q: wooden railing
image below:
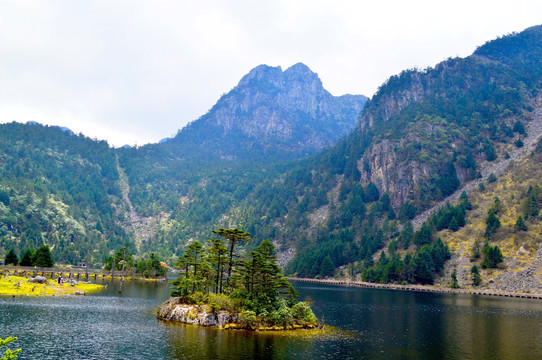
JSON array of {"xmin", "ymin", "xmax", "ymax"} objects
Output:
[{"xmin": 0, "ymin": 265, "xmax": 164, "ymax": 281}]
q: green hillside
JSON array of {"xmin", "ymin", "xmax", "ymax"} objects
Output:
[
  {"xmin": 0, "ymin": 122, "xmax": 129, "ymax": 265},
  {"xmin": 1, "ymin": 26, "xmax": 541, "ymax": 291}
]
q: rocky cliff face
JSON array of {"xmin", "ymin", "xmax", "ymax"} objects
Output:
[{"xmin": 170, "ymin": 63, "xmax": 367, "ymax": 160}]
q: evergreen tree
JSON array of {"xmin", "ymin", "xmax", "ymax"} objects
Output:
[
  {"xmin": 450, "ymin": 266, "xmax": 459, "ymax": 288},
  {"xmin": 33, "ymin": 245, "xmax": 54, "ymax": 267},
  {"xmin": 481, "ymin": 244, "xmax": 503, "ymax": 269},
  {"xmin": 0, "ymin": 336, "xmax": 21, "ymax": 360},
  {"xmin": 414, "ymin": 223, "xmax": 432, "ymax": 246},
  {"xmin": 320, "ymin": 255, "xmax": 335, "ymax": 278},
  {"xmin": 513, "ymin": 120, "xmax": 526, "ymax": 135},
  {"xmin": 471, "ymin": 265, "xmax": 481, "ymax": 286},
  {"xmin": 413, "ymin": 251, "xmax": 434, "ymax": 284},
  {"xmin": 207, "ymin": 238, "xmax": 228, "ymax": 294},
  {"xmin": 484, "ymin": 210, "xmax": 501, "ymax": 240},
  {"xmin": 514, "ymin": 216, "xmax": 528, "ymax": 231},
  {"xmin": 460, "ymin": 191, "xmax": 473, "ymax": 210},
  {"xmin": 212, "ymin": 228, "xmax": 252, "ymax": 291},
  {"xmin": 18, "ymin": 249, "xmax": 34, "ymax": 267},
  {"xmin": 449, "ymin": 216, "xmax": 460, "ymax": 232},
  {"xmin": 364, "ymin": 182, "xmax": 380, "ymax": 202},
  {"xmin": 4, "ymin": 249, "xmax": 18, "ymax": 266}
]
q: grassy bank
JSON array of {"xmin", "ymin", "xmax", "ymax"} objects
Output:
[{"xmin": 0, "ymin": 275, "xmax": 104, "ymax": 296}]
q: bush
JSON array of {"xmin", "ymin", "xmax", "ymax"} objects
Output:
[
  {"xmin": 187, "ymin": 291, "xmax": 208, "ymax": 305},
  {"xmin": 487, "ymin": 173, "xmax": 497, "ymax": 183},
  {"xmin": 267, "ymin": 305, "xmax": 293, "ymax": 328},
  {"xmin": 207, "ymin": 293, "xmax": 241, "ymax": 313},
  {"xmin": 291, "ymin": 302, "xmax": 317, "ymax": 324},
  {"xmin": 238, "ymin": 310, "xmax": 259, "ymax": 328}
]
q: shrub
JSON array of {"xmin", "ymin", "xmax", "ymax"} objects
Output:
[
  {"xmin": 187, "ymin": 291, "xmax": 208, "ymax": 305},
  {"xmin": 207, "ymin": 293, "xmax": 240, "ymax": 312},
  {"xmin": 291, "ymin": 302, "xmax": 317, "ymax": 324},
  {"xmin": 238, "ymin": 310, "xmax": 259, "ymax": 328},
  {"xmin": 514, "ymin": 216, "xmax": 528, "ymax": 231}
]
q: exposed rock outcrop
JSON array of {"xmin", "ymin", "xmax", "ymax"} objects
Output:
[
  {"xmin": 170, "ymin": 62, "xmax": 368, "ymax": 160},
  {"xmin": 157, "ymin": 297, "xmax": 239, "ymax": 328},
  {"xmin": 28, "ymin": 276, "xmax": 47, "ymax": 284}
]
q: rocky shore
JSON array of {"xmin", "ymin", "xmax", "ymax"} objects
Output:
[{"xmin": 157, "ymin": 297, "xmax": 319, "ymax": 331}]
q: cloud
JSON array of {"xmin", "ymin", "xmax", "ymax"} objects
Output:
[{"xmin": 0, "ymin": 0, "xmax": 540, "ymax": 146}]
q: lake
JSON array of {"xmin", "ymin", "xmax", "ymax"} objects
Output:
[{"xmin": 1, "ymin": 279, "xmax": 542, "ymax": 359}]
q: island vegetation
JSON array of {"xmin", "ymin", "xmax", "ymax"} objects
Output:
[{"xmin": 158, "ymin": 228, "xmax": 318, "ymax": 330}]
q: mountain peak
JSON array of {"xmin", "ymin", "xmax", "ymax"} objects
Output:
[
  {"xmin": 172, "ymin": 62, "xmax": 367, "ymax": 161},
  {"xmin": 238, "ymin": 64, "xmax": 283, "ymax": 87}
]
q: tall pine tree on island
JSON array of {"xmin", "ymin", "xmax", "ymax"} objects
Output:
[{"xmin": 167, "ymin": 228, "xmax": 318, "ymax": 329}]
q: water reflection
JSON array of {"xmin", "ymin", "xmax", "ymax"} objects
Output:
[{"xmin": 2, "ymin": 278, "xmax": 542, "ymax": 359}]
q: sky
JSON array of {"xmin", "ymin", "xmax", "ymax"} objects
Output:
[{"xmin": 0, "ymin": 1, "xmax": 541, "ymax": 147}]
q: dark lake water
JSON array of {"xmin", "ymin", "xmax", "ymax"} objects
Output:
[{"xmin": 2, "ymin": 279, "xmax": 542, "ymax": 359}]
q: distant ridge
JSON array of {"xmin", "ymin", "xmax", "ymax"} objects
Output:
[{"xmin": 163, "ymin": 62, "xmax": 367, "ymax": 162}]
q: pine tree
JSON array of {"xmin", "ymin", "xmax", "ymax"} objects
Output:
[
  {"xmin": 449, "ymin": 216, "xmax": 460, "ymax": 232},
  {"xmin": 212, "ymin": 228, "xmax": 252, "ymax": 291},
  {"xmin": 4, "ymin": 249, "xmax": 18, "ymax": 266},
  {"xmin": 207, "ymin": 238, "xmax": 228, "ymax": 294},
  {"xmin": 450, "ymin": 266, "xmax": 459, "ymax": 289},
  {"xmin": 484, "ymin": 210, "xmax": 501, "ymax": 240},
  {"xmin": 33, "ymin": 245, "xmax": 54, "ymax": 267},
  {"xmin": 471, "ymin": 265, "xmax": 481, "ymax": 286},
  {"xmin": 320, "ymin": 255, "xmax": 335, "ymax": 278},
  {"xmin": 482, "ymin": 244, "xmax": 503, "ymax": 269},
  {"xmin": 514, "ymin": 216, "xmax": 528, "ymax": 231},
  {"xmin": 18, "ymin": 249, "xmax": 34, "ymax": 266}
]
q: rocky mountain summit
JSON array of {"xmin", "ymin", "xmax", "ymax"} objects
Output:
[{"xmin": 168, "ymin": 62, "xmax": 367, "ymax": 161}]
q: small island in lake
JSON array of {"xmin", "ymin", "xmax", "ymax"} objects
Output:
[{"xmin": 157, "ymin": 228, "xmax": 318, "ymax": 330}]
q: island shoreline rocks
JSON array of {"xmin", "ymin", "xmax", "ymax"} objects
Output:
[{"xmin": 157, "ymin": 297, "xmax": 320, "ymax": 331}]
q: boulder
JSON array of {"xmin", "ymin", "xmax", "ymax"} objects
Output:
[{"xmin": 29, "ymin": 276, "xmax": 47, "ymax": 284}]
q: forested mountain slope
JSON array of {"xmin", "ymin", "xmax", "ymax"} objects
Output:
[
  {"xmin": 226, "ymin": 25, "xmax": 542, "ymax": 284},
  {"xmin": 435, "ymin": 136, "xmax": 542, "ymax": 292},
  {"xmin": 114, "ymin": 63, "xmax": 366, "ymax": 256},
  {"xmin": 0, "ymin": 122, "xmax": 129, "ymax": 264},
  {"xmin": 0, "ymin": 63, "xmax": 367, "ymax": 264},
  {"xmin": 1, "ymin": 25, "xmax": 541, "ymax": 288},
  {"xmin": 118, "ymin": 63, "xmax": 366, "ymax": 216}
]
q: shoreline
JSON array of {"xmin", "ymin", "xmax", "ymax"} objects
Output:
[
  {"xmin": 0, "ymin": 274, "xmax": 103, "ymax": 296},
  {"xmin": 157, "ymin": 297, "xmax": 320, "ymax": 331},
  {"xmin": 288, "ymin": 277, "xmax": 542, "ymax": 300}
]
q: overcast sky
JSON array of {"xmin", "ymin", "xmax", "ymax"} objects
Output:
[{"xmin": 0, "ymin": 0, "xmax": 541, "ymax": 147}]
